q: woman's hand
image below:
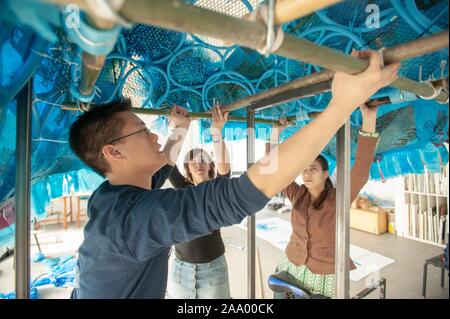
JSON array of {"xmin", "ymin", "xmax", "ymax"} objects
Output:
[
  {"xmin": 210, "ymin": 102, "xmax": 229, "ymax": 137},
  {"xmin": 360, "ymin": 103, "xmax": 378, "ymax": 133},
  {"xmin": 331, "ymin": 50, "xmax": 400, "ymax": 114},
  {"xmin": 270, "ymin": 118, "xmax": 289, "ymax": 143},
  {"xmin": 168, "ymin": 104, "xmax": 191, "ymax": 129}
]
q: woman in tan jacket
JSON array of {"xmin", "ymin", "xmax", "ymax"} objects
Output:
[{"xmin": 269, "ymin": 104, "xmax": 380, "ymax": 298}]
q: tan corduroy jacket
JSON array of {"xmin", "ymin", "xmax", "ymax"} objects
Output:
[{"xmin": 283, "ymin": 135, "xmax": 379, "ymax": 275}]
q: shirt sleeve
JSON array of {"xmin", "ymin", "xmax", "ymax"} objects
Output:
[
  {"xmin": 123, "ymin": 173, "xmax": 269, "ymax": 260},
  {"xmin": 282, "ymin": 182, "xmax": 302, "ymax": 202},
  {"xmin": 168, "ymin": 165, "xmax": 190, "ymax": 189},
  {"xmin": 349, "ymin": 135, "xmax": 378, "ymax": 202},
  {"xmin": 217, "ymin": 171, "xmax": 231, "ymax": 178},
  {"xmin": 151, "ymin": 165, "xmax": 174, "ymax": 189}
]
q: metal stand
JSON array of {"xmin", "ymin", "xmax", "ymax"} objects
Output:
[
  {"xmin": 353, "ymin": 278, "xmax": 387, "ymax": 299},
  {"xmin": 14, "ymin": 79, "xmax": 33, "ymax": 299},
  {"xmin": 246, "ymin": 107, "xmax": 256, "ymax": 298},
  {"xmin": 335, "ymin": 121, "xmax": 351, "ymax": 299}
]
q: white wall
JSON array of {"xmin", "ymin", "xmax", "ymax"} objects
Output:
[{"xmin": 359, "ymin": 177, "xmax": 403, "ymax": 208}]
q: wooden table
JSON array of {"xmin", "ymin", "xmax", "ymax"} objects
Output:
[{"xmin": 74, "ymin": 192, "xmax": 92, "ymax": 228}]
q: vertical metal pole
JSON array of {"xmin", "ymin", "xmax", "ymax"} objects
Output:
[
  {"xmin": 246, "ymin": 107, "xmax": 256, "ymax": 298},
  {"xmin": 335, "ymin": 120, "xmax": 351, "ymax": 299},
  {"xmin": 15, "ymin": 79, "xmax": 33, "ymax": 299},
  {"xmin": 446, "ymin": 148, "xmax": 449, "ymax": 242}
]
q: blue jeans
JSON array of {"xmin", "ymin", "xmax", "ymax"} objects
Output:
[{"xmin": 167, "ymin": 255, "xmax": 231, "ymax": 299}]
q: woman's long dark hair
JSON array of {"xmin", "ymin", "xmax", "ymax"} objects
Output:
[
  {"xmin": 311, "ymin": 155, "xmax": 334, "ymax": 209},
  {"xmin": 183, "ymin": 148, "xmax": 216, "ymax": 184}
]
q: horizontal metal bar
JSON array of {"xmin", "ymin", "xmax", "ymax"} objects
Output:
[
  {"xmin": 222, "ymin": 71, "xmax": 335, "ymax": 113},
  {"xmin": 222, "ymin": 31, "xmax": 449, "ymax": 113},
  {"xmin": 117, "ymin": 0, "xmax": 448, "ymax": 103},
  {"xmin": 60, "ymin": 103, "xmax": 281, "ymax": 125},
  {"xmin": 249, "ymin": 80, "xmax": 332, "ymax": 111},
  {"xmin": 383, "ymin": 30, "xmax": 449, "ymax": 63},
  {"xmin": 42, "ymin": 0, "xmax": 449, "ymax": 105}
]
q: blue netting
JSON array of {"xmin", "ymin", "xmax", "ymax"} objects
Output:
[
  {"xmin": 168, "ymin": 45, "xmax": 224, "ymax": 90},
  {"xmin": 0, "ymin": 0, "xmax": 449, "ymax": 248},
  {"xmin": 122, "ymin": 24, "xmax": 185, "ymax": 64},
  {"xmin": 166, "ymin": 88, "xmax": 203, "ymax": 111},
  {"xmin": 1, "ymin": 254, "xmax": 77, "ymax": 299}
]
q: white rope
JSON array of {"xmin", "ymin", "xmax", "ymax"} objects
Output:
[
  {"xmin": 377, "ymin": 47, "xmax": 386, "ymax": 68},
  {"xmin": 419, "ymin": 81, "xmax": 446, "ymax": 101},
  {"xmin": 248, "ymin": 2, "xmax": 285, "ymax": 56},
  {"xmin": 436, "ymin": 88, "xmax": 449, "ymax": 104}
]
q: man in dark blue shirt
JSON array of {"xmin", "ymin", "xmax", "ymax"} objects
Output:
[{"xmin": 68, "ymin": 50, "xmax": 399, "ymax": 298}]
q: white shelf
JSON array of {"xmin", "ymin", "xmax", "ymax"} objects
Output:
[
  {"xmin": 402, "ymin": 235, "xmax": 446, "ymax": 248},
  {"xmin": 395, "ymin": 161, "xmax": 449, "ymax": 247},
  {"xmin": 404, "ymin": 191, "xmax": 448, "ymax": 197}
]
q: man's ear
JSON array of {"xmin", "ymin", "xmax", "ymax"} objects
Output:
[{"xmin": 102, "ymin": 144, "xmax": 123, "ymax": 161}]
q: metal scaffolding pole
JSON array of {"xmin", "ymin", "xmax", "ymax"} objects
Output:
[
  {"xmin": 112, "ymin": 0, "xmax": 448, "ymax": 103},
  {"xmin": 222, "ymin": 71, "xmax": 334, "ymax": 113},
  {"xmin": 60, "ymin": 103, "xmax": 283, "ymax": 125},
  {"xmin": 42, "ymin": 1, "xmax": 448, "ymax": 103},
  {"xmin": 15, "ymin": 79, "xmax": 33, "ymax": 299},
  {"xmin": 239, "ymin": 81, "xmax": 332, "ymax": 112},
  {"xmin": 232, "ymin": 76, "xmax": 448, "ymax": 114},
  {"xmin": 37, "ymin": 0, "xmax": 448, "ymax": 300},
  {"xmin": 383, "ymin": 30, "xmax": 449, "ymax": 63},
  {"xmin": 246, "ymin": 107, "xmax": 256, "ymax": 299},
  {"xmin": 221, "ymin": 30, "xmax": 449, "ymax": 113},
  {"xmin": 78, "ymin": 52, "xmax": 106, "ymax": 98},
  {"xmin": 334, "ymin": 121, "xmax": 351, "ymax": 299},
  {"xmin": 76, "ymin": 14, "xmax": 116, "ymax": 103}
]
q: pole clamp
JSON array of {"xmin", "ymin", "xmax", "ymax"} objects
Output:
[
  {"xmin": 70, "ymin": 82, "xmax": 96, "ymax": 104},
  {"xmin": 419, "ymin": 81, "xmax": 448, "ymax": 104},
  {"xmin": 63, "ymin": 4, "xmax": 123, "ymax": 56},
  {"xmin": 248, "ymin": 0, "xmax": 284, "ymax": 56}
]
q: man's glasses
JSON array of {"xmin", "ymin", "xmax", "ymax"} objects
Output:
[{"xmin": 107, "ymin": 127, "xmax": 151, "ymax": 145}]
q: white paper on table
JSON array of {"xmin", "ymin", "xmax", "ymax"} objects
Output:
[
  {"xmin": 239, "ymin": 216, "xmax": 291, "ymax": 251},
  {"xmin": 349, "ymin": 244, "xmax": 371, "ymax": 260},
  {"xmin": 350, "ymin": 252, "xmax": 395, "ymax": 282}
]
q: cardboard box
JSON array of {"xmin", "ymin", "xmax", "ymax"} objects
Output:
[{"xmin": 350, "ymin": 208, "xmax": 388, "ymax": 235}]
